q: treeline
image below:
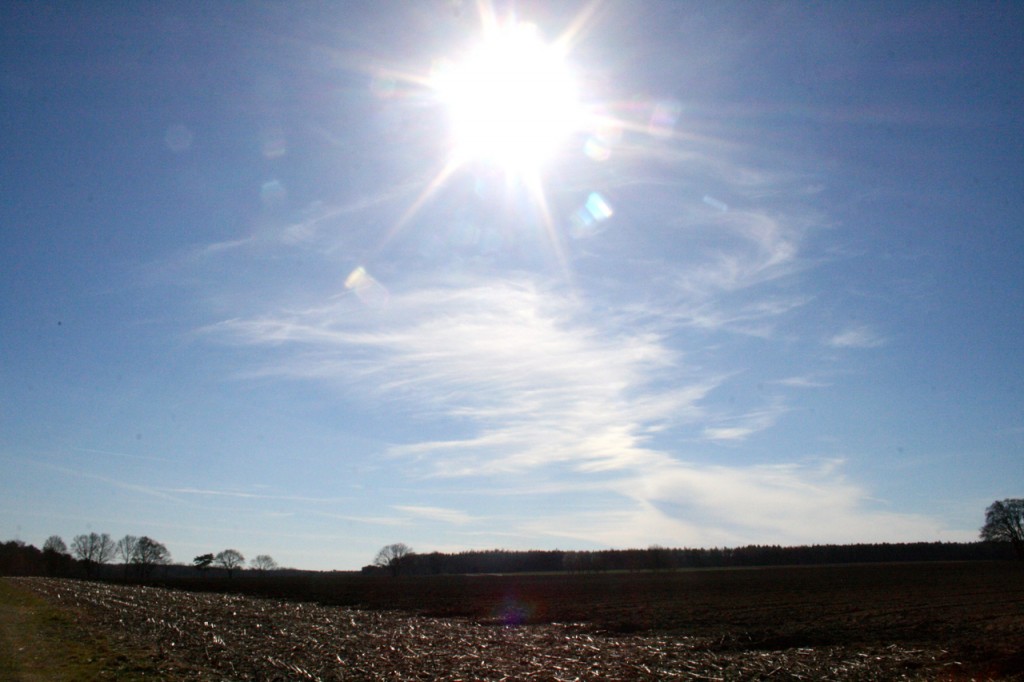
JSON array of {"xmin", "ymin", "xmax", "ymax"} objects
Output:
[
  {"xmin": 0, "ymin": 534, "xmax": 279, "ymax": 579},
  {"xmin": 0, "ymin": 533, "xmax": 171, "ymax": 578},
  {"xmin": 0, "ymin": 539, "xmax": 76, "ymax": 577},
  {"xmin": 363, "ymin": 541, "xmax": 1016, "ymax": 575},
  {"xmin": 4, "ymin": 538, "xmax": 1015, "ymax": 579}
]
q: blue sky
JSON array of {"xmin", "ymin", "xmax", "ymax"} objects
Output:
[{"xmin": 2, "ymin": 1, "xmax": 1022, "ymax": 570}]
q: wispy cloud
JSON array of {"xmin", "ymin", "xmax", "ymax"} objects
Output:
[
  {"xmin": 674, "ymin": 211, "xmax": 802, "ymax": 296},
  {"xmin": 210, "ymin": 280, "xmax": 706, "ymax": 476},
  {"xmin": 193, "ymin": 115, "xmax": 931, "ymax": 548},
  {"xmin": 197, "ymin": 236, "xmax": 257, "ymax": 258},
  {"xmin": 193, "ymin": 183, "xmax": 418, "ymax": 259},
  {"xmin": 312, "ymin": 511, "xmax": 408, "ymax": 527},
  {"xmin": 71, "ymin": 446, "xmax": 173, "ymax": 463},
  {"xmin": 828, "ymin": 326, "xmax": 887, "ymax": 349},
  {"xmin": 774, "ymin": 375, "xmax": 832, "ymax": 389},
  {"xmin": 648, "ymin": 205, "xmax": 819, "ymax": 339},
  {"xmin": 205, "ymin": 276, "xmax": 949, "ymax": 546},
  {"xmin": 165, "ymin": 487, "xmax": 351, "ymax": 504},
  {"xmin": 393, "ymin": 505, "xmax": 475, "ymax": 525},
  {"xmin": 519, "ymin": 458, "xmax": 953, "ymax": 548},
  {"xmin": 35, "ymin": 462, "xmax": 185, "ymax": 503},
  {"xmin": 701, "ymin": 400, "xmax": 790, "ymax": 442}
]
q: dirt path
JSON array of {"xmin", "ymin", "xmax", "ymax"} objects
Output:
[{"xmin": 0, "ymin": 578, "xmax": 168, "ymax": 681}]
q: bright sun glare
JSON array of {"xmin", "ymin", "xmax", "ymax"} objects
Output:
[
  {"xmin": 432, "ymin": 21, "xmax": 582, "ymax": 173},
  {"xmin": 372, "ymin": 6, "xmax": 603, "ymax": 272}
]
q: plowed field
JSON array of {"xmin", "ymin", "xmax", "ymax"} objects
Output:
[{"xmin": 10, "ymin": 561, "xmax": 1024, "ymax": 680}]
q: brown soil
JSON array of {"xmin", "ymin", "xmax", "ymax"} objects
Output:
[{"xmin": 12, "ymin": 561, "xmax": 1024, "ymax": 680}]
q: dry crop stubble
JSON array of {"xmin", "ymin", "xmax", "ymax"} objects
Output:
[{"xmin": 12, "ymin": 568, "xmax": 1022, "ymax": 680}]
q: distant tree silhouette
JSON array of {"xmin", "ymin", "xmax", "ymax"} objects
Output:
[
  {"xmin": 41, "ymin": 536, "xmax": 71, "ymax": 576},
  {"xmin": 215, "ymin": 549, "xmax": 245, "ymax": 578},
  {"xmin": 646, "ymin": 545, "xmax": 672, "ymax": 570},
  {"xmin": 71, "ymin": 532, "xmax": 115, "ymax": 576},
  {"xmin": 364, "ymin": 541, "xmax": 1016, "ymax": 576},
  {"xmin": 250, "ymin": 554, "xmax": 277, "ymax": 574},
  {"xmin": 0, "ymin": 540, "xmax": 42, "ymax": 576},
  {"xmin": 42, "ymin": 535, "xmax": 67, "ymax": 554},
  {"xmin": 193, "ymin": 553, "xmax": 214, "ymax": 573},
  {"xmin": 133, "ymin": 536, "xmax": 171, "ymax": 578},
  {"xmin": 374, "ymin": 543, "xmax": 414, "ymax": 576},
  {"xmin": 562, "ymin": 551, "xmax": 583, "ymax": 573},
  {"xmin": 116, "ymin": 535, "xmax": 139, "ymax": 577},
  {"xmin": 980, "ymin": 498, "xmax": 1024, "ymax": 559}
]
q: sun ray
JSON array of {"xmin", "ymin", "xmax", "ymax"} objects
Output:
[
  {"xmin": 550, "ymin": 0, "xmax": 607, "ymax": 57},
  {"xmin": 523, "ymin": 172, "xmax": 573, "ymax": 284},
  {"xmin": 475, "ymin": 0, "xmax": 499, "ymax": 36},
  {"xmin": 375, "ymin": 157, "xmax": 463, "ymax": 255}
]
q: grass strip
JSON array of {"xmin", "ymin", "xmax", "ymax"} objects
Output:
[{"xmin": 0, "ymin": 578, "xmax": 164, "ymax": 681}]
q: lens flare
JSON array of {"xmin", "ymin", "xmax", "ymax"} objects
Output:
[
  {"xmin": 571, "ymin": 191, "xmax": 614, "ymax": 238},
  {"xmin": 345, "ymin": 266, "xmax": 389, "ymax": 307}
]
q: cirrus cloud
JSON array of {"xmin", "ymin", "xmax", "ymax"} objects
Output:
[{"xmin": 205, "ymin": 277, "xmax": 961, "ymax": 548}]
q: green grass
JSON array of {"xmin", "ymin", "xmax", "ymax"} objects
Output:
[{"xmin": 0, "ymin": 578, "xmax": 165, "ymax": 681}]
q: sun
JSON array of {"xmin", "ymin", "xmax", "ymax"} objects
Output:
[
  {"xmin": 370, "ymin": 5, "xmax": 604, "ymax": 270},
  {"xmin": 432, "ymin": 20, "xmax": 583, "ymax": 174}
]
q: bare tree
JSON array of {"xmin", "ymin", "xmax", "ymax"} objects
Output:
[
  {"xmin": 980, "ymin": 498, "xmax": 1024, "ymax": 559},
  {"xmin": 116, "ymin": 535, "xmax": 138, "ymax": 563},
  {"xmin": 374, "ymin": 543, "xmax": 414, "ymax": 576},
  {"xmin": 134, "ymin": 536, "xmax": 171, "ymax": 577},
  {"xmin": 71, "ymin": 532, "xmax": 115, "ymax": 576},
  {"xmin": 250, "ymin": 554, "xmax": 277, "ymax": 574},
  {"xmin": 42, "ymin": 535, "xmax": 67, "ymax": 555},
  {"xmin": 215, "ymin": 549, "xmax": 245, "ymax": 578},
  {"xmin": 116, "ymin": 535, "xmax": 139, "ymax": 577}
]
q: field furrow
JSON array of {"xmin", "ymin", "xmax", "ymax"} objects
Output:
[{"xmin": 12, "ymin": 574, "xmax": 1009, "ymax": 680}]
